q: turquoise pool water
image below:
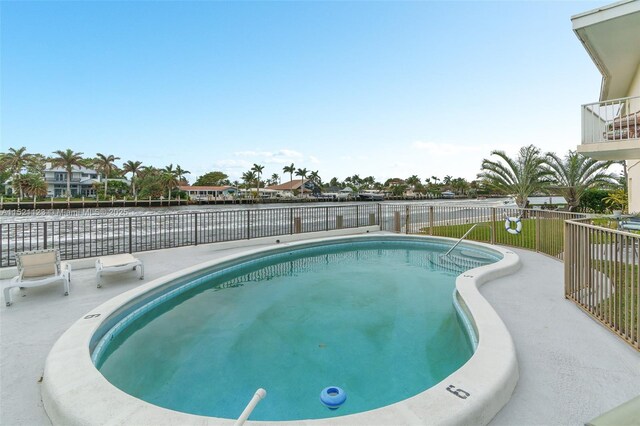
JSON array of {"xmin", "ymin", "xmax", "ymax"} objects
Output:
[{"xmin": 95, "ymin": 240, "xmax": 500, "ymax": 421}]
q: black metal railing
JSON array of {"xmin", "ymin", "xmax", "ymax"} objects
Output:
[{"xmin": 0, "ymin": 204, "xmax": 380, "ymax": 267}]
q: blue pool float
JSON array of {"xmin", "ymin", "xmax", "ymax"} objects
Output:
[{"xmin": 320, "ymin": 386, "xmax": 346, "ymax": 409}]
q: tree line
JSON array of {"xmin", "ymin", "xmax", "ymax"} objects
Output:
[
  {"xmin": 0, "ymin": 145, "xmax": 626, "ymax": 212},
  {"xmin": 0, "ymin": 148, "xmax": 190, "ymax": 199}
]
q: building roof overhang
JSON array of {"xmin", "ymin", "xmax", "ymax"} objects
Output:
[{"xmin": 572, "ymin": 0, "xmax": 640, "ymax": 100}]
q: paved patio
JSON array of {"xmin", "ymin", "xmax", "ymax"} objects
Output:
[{"xmin": 1, "ymin": 233, "xmax": 638, "ymax": 425}]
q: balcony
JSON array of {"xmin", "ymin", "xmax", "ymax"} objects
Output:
[{"xmin": 578, "ymin": 95, "xmax": 640, "ymax": 160}]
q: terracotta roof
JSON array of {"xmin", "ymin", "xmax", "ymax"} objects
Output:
[{"xmin": 179, "ymin": 185, "xmax": 233, "ymax": 191}]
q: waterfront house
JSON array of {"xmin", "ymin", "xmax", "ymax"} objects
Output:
[
  {"xmin": 573, "ymin": 0, "xmax": 640, "ymax": 212},
  {"xmin": 265, "ymin": 179, "xmax": 318, "ymax": 197},
  {"xmin": 386, "ymin": 178, "xmax": 405, "ymax": 187},
  {"xmin": 178, "ymin": 185, "xmax": 237, "ymax": 201},
  {"xmin": 4, "ymin": 164, "xmax": 101, "ymax": 197},
  {"xmin": 3, "ymin": 163, "xmax": 132, "ymax": 198}
]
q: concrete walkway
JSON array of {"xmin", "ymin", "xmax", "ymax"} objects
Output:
[{"xmin": 1, "ymin": 235, "xmax": 638, "ymax": 425}]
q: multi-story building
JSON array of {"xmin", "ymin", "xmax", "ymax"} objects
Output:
[
  {"xmin": 573, "ymin": 0, "xmax": 640, "ymax": 211},
  {"xmin": 43, "ymin": 164, "xmax": 101, "ymax": 197}
]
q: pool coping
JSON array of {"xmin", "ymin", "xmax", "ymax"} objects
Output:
[{"xmin": 41, "ymin": 234, "xmax": 520, "ymax": 425}]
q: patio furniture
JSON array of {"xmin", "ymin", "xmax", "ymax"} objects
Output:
[
  {"xmin": 95, "ymin": 254, "xmax": 144, "ymax": 288},
  {"xmin": 3, "ymin": 249, "xmax": 71, "ymax": 307},
  {"xmin": 619, "ymin": 216, "xmax": 640, "ymax": 231},
  {"xmin": 604, "ymin": 111, "xmax": 640, "ymax": 140}
]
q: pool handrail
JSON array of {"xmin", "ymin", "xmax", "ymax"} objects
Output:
[{"xmin": 234, "ymin": 388, "xmax": 267, "ymax": 426}]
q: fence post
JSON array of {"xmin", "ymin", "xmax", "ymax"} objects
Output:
[
  {"xmin": 491, "ymin": 208, "xmax": 496, "ymax": 244},
  {"xmin": 326, "ymin": 207, "xmax": 329, "ymax": 231},
  {"xmin": 247, "ymin": 210, "xmax": 251, "ymax": 239},
  {"xmin": 356, "ymin": 205, "xmax": 360, "ymax": 227},
  {"xmin": 405, "ymin": 205, "xmax": 410, "ymax": 234},
  {"xmin": 43, "ymin": 222, "xmax": 48, "ymax": 250},
  {"xmin": 378, "ymin": 203, "xmax": 382, "ymax": 231},
  {"xmin": 429, "ymin": 206, "xmax": 434, "ymax": 235},
  {"xmin": 564, "ymin": 221, "xmax": 570, "ymax": 297},
  {"xmin": 535, "ymin": 214, "xmax": 540, "ymax": 252},
  {"xmin": 290, "ymin": 208, "xmax": 293, "ymax": 234},
  {"xmin": 128, "ymin": 217, "xmax": 133, "ymax": 253},
  {"xmin": 194, "ymin": 213, "xmax": 198, "ymax": 246}
]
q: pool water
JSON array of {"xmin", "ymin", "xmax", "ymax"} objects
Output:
[{"xmin": 96, "ymin": 240, "xmax": 498, "ymax": 420}]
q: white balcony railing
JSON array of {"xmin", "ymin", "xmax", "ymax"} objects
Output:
[{"xmin": 581, "ymin": 95, "xmax": 640, "ymax": 144}]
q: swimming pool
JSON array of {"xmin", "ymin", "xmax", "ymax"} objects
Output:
[
  {"xmin": 92, "ymin": 240, "xmax": 500, "ymax": 420},
  {"xmin": 42, "ymin": 234, "xmax": 521, "ymax": 425}
]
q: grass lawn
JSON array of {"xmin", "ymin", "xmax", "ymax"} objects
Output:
[
  {"xmin": 592, "ymin": 260, "xmax": 639, "ymax": 342},
  {"xmin": 421, "ymin": 217, "xmax": 566, "ymax": 258}
]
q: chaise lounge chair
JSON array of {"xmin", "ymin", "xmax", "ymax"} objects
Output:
[
  {"xmin": 3, "ymin": 249, "xmax": 71, "ymax": 307},
  {"xmin": 95, "ymin": 254, "xmax": 144, "ymax": 287}
]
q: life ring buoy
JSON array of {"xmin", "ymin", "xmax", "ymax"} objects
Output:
[
  {"xmin": 320, "ymin": 386, "xmax": 347, "ymax": 409},
  {"xmin": 504, "ymin": 217, "xmax": 522, "ymax": 235}
]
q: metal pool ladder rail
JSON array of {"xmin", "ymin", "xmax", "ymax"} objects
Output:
[
  {"xmin": 444, "ymin": 224, "xmax": 478, "ymax": 257},
  {"xmin": 235, "ymin": 388, "xmax": 267, "ymax": 426}
]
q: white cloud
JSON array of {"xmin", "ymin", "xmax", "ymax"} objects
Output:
[{"xmin": 278, "ymin": 149, "xmax": 304, "ymax": 158}]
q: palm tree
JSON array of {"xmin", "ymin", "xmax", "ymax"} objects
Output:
[
  {"xmin": 308, "ymin": 170, "xmax": 321, "ymax": 186},
  {"xmin": 94, "ymin": 153, "xmax": 121, "ymax": 196},
  {"xmin": 26, "ymin": 153, "xmax": 47, "ymax": 174},
  {"xmin": 362, "ymin": 176, "xmax": 375, "ymax": 190},
  {"xmin": 242, "ymin": 171, "xmax": 257, "ymax": 195},
  {"xmin": 163, "ymin": 164, "xmax": 176, "ymax": 175},
  {"xmin": 2, "ymin": 147, "xmax": 30, "ymax": 198},
  {"xmin": 546, "ymin": 151, "xmax": 616, "ymax": 211},
  {"xmin": 175, "ymin": 164, "xmax": 190, "ymax": 185},
  {"xmin": 161, "ymin": 170, "xmax": 179, "ymax": 199},
  {"xmin": 295, "ymin": 168, "xmax": 308, "ymax": 197},
  {"xmin": 270, "ymin": 173, "xmax": 280, "ymax": 185},
  {"xmin": 406, "ymin": 175, "xmax": 421, "ymax": 188},
  {"xmin": 122, "ymin": 160, "xmax": 143, "ymax": 197},
  {"xmin": 251, "ymin": 163, "xmax": 265, "ymax": 194},
  {"xmin": 283, "ymin": 163, "xmax": 295, "ymax": 184},
  {"xmin": 23, "ymin": 174, "xmax": 47, "ymax": 198},
  {"xmin": 477, "ymin": 145, "xmax": 552, "ymax": 208},
  {"xmin": 51, "ymin": 149, "xmax": 84, "ymax": 198},
  {"xmin": 348, "ymin": 174, "xmax": 362, "ymax": 190},
  {"xmin": 451, "ymin": 177, "xmax": 470, "ymax": 195}
]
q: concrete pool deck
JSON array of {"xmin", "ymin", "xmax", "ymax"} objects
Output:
[{"xmin": 1, "ymin": 231, "xmax": 638, "ymax": 425}]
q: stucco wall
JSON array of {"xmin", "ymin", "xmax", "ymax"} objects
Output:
[
  {"xmin": 628, "ymin": 62, "xmax": 640, "ymax": 98},
  {"xmin": 624, "ymin": 63, "xmax": 640, "ymax": 213}
]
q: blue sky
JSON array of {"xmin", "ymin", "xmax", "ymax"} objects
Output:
[{"xmin": 1, "ymin": 0, "xmax": 607, "ymax": 184}]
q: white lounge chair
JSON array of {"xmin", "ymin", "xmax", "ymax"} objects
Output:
[
  {"xmin": 3, "ymin": 249, "xmax": 71, "ymax": 307},
  {"xmin": 95, "ymin": 254, "xmax": 144, "ymax": 288}
]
